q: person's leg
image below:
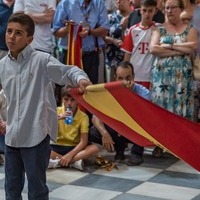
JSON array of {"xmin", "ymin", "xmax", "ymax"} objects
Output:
[
  {"xmin": 21, "ymin": 135, "xmax": 51, "ymax": 200},
  {"xmin": 89, "ymin": 125, "xmax": 126, "ymax": 160},
  {"xmin": 5, "ymin": 145, "xmax": 25, "ymax": 200},
  {"xmin": 0, "ymin": 135, "xmax": 5, "ymax": 165},
  {"xmin": 50, "ymin": 150, "xmax": 62, "ymax": 159},
  {"xmin": 131, "ymin": 143, "xmax": 144, "ymax": 155},
  {"xmin": 71, "ymin": 144, "xmax": 99, "ymax": 162},
  {"xmin": 104, "ymin": 125, "xmax": 126, "ymax": 160},
  {"xmin": 126, "ymin": 143, "xmax": 144, "ymax": 166},
  {"xmin": 89, "ymin": 126, "xmax": 104, "ymax": 145},
  {"xmin": 48, "ymin": 145, "xmax": 75, "ymax": 169},
  {"xmin": 82, "ymin": 52, "xmax": 99, "ymax": 84},
  {"xmin": 0, "ymin": 135, "xmax": 5, "ymax": 153}
]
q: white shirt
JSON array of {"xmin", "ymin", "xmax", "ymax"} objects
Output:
[{"xmin": 121, "ymin": 22, "xmax": 157, "ymax": 82}]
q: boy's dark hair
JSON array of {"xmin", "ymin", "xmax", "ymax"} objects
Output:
[
  {"xmin": 115, "ymin": 61, "xmax": 135, "ymax": 76},
  {"xmin": 8, "ymin": 13, "xmax": 35, "ymax": 37},
  {"xmin": 61, "ymin": 86, "xmax": 72, "ymax": 98},
  {"xmin": 140, "ymin": 0, "xmax": 157, "ymax": 7}
]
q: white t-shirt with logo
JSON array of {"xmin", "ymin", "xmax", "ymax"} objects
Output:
[{"xmin": 121, "ymin": 22, "xmax": 157, "ymax": 82}]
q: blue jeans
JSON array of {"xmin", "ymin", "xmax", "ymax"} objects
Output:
[{"xmin": 5, "ymin": 135, "xmax": 51, "ymax": 200}]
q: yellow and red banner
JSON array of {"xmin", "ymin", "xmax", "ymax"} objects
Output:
[
  {"xmin": 70, "ymin": 81, "xmax": 200, "ymax": 171},
  {"xmin": 66, "ymin": 22, "xmax": 83, "ymax": 68}
]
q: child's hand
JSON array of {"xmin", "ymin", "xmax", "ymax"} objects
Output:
[
  {"xmin": 78, "ymin": 79, "xmax": 92, "ymax": 92},
  {"xmin": 58, "ymin": 110, "xmax": 73, "ymax": 120},
  {"xmin": 59, "ymin": 154, "xmax": 73, "ymax": 167}
]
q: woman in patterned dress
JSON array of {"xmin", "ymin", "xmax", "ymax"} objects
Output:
[{"xmin": 149, "ymin": 0, "xmax": 198, "ymax": 120}]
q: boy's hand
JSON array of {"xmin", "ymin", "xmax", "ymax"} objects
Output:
[
  {"xmin": 59, "ymin": 154, "xmax": 73, "ymax": 167},
  {"xmin": 78, "ymin": 79, "xmax": 92, "ymax": 92},
  {"xmin": 57, "ymin": 112, "xmax": 69, "ymax": 120}
]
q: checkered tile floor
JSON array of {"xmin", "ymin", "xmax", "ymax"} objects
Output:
[{"xmin": 0, "ymin": 148, "xmax": 199, "ymax": 200}]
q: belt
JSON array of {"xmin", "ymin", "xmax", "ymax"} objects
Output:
[
  {"xmin": 82, "ymin": 50, "xmax": 97, "ymax": 56},
  {"xmin": 82, "ymin": 48, "xmax": 105, "ymax": 56}
]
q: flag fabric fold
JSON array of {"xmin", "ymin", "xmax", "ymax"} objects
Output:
[
  {"xmin": 66, "ymin": 22, "xmax": 83, "ymax": 68},
  {"xmin": 70, "ymin": 81, "xmax": 200, "ymax": 171}
]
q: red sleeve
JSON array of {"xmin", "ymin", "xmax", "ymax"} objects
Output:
[{"xmin": 121, "ymin": 28, "xmax": 134, "ymax": 53}]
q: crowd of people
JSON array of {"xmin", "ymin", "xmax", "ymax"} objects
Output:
[{"xmin": 0, "ymin": 0, "xmax": 200, "ymax": 199}]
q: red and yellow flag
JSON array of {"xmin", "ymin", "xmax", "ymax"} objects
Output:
[
  {"xmin": 66, "ymin": 22, "xmax": 83, "ymax": 68},
  {"xmin": 70, "ymin": 81, "xmax": 200, "ymax": 171}
]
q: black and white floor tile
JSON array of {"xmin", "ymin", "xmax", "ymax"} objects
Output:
[{"xmin": 0, "ymin": 148, "xmax": 199, "ymax": 200}]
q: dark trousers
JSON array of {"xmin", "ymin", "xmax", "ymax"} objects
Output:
[
  {"xmin": 89, "ymin": 125, "xmax": 144, "ymax": 156},
  {"xmin": 82, "ymin": 51, "xmax": 99, "ymax": 84},
  {"xmin": 89, "ymin": 125, "xmax": 126, "ymax": 154},
  {"xmin": 0, "ymin": 135, "xmax": 5, "ymax": 153},
  {"xmin": 5, "ymin": 135, "xmax": 51, "ymax": 200},
  {"xmin": 131, "ymin": 143, "xmax": 144, "ymax": 156}
]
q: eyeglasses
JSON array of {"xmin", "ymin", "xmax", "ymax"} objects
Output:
[{"xmin": 165, "ymin": 6, "xmax": 179, "ymax": 11}]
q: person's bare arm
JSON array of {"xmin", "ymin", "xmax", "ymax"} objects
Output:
[
  {"xmin": 59, "ymin": 133, "xmax": 88, "ymax": 166},
  {"xmin": 79, "ymin": 27, "xmax": 108, "ymax": 38},
  {"xmin": 27, "ymin": 6, "xmax": 55, "ymax": 24},
  {"xmin": 124, "ymin": 52, "xmax": 131, "ymax": 62},
  {"xmin": 53, "ymin": 21, "xmax": 72, "ymax": 38},
  {"xmin": 149, "ymin": 28, "xmax": 184, "ymax": 57},
  {"xmin": 92, "ymin": 116, "xmax": 115, "ymax": 152},
  {"xmin": 172, "ymin": 27, "xmax": 198, "ymax": 54}
]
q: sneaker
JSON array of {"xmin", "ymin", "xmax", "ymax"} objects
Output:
[
  {"xmin": 126, "ymin": 154, "xmax": 143, "ymax": 166},
  {"xmin": 69, "ymin": 159, "xmax": 84, "ymax": 171},
  {"xmin": 114, "ymin": 152, "xmax": 125, "ymax": 161},
  {"xmin": 48, "ymin": 158, "xmax": 61, "ymax": 169}
]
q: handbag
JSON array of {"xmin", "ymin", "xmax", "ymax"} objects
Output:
[{"xmin": 192, "ymin": 54, "xmax": 200, "ymax": 80}]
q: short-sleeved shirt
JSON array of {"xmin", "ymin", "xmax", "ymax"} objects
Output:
[
  {"xmin": 121, "ymin": 22, "xmax": 157, "ymax": 82},
  {"xmin": 52, "ymin": 0, "xmax": 110, "ymax": 51},
  {"xmin": 56, "ymin": 107, "xmax": 89, "ymax": 146}
]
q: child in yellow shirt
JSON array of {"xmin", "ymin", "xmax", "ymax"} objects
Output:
[{"xmin": 49, "ymin": 86, "xmax": 99, "ymax": 170}]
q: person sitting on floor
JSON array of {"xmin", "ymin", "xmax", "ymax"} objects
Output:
[
  {"xmin": 48, "ymin": 86, "xmax": 99, "ymax": 170},
  {"xmin": 89, "ymin": 61, "xmax": 150, "ymax": 166}
]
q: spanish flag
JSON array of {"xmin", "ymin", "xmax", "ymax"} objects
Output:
[
  {"xmin": 70, "ymin": 81, "xmax": 200, "ymax": 171},
  {"xmin": 66, "ymin": 22, "xmax": 83, "ymax": 68}
]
